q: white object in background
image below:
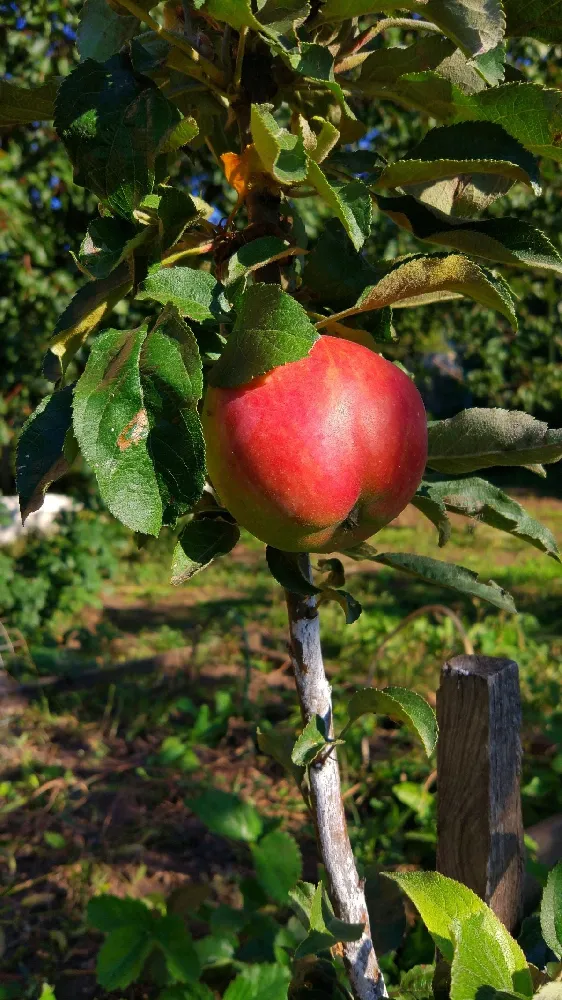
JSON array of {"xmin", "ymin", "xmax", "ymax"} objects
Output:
[{"xmin": 0, "ymin": 494, "xmax": 81, "ymax": 546}]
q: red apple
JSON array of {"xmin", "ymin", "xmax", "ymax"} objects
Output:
[{"xmin": 202, "ymin": 335, "xmax": 427, "ymax": 553}]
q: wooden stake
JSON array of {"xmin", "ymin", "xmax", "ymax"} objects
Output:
[{"xmin": 436, "ymin": 654, "xmax": 524, "ymax": 932}]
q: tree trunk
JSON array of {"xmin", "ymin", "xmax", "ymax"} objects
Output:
[{"xmin": 285, "ymin": 554, "xmax": 387, "ymax": 1000}]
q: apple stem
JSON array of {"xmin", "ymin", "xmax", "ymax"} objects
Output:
[{"xmin": 285, "ymin": 553, "xmax": 387, "ymax": 1000}]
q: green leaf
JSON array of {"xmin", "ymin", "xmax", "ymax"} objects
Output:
[
  {"xmin": 473, "ymin": 42, "xmax": 506, "ymax": 86},
  {"xmin": 160, "ymin": 116, "xmax": 199, "ymax": 154},
  {"xmin": 427, "ymin": 408, "xmax": 562, "ymax": 474},
  {"xmin": 289, "ymin": 881, "xmax": 317, "ymax": 927},
  {"xmin": 359, "ymin": 34, "xmax": 456, "ymax": 86},
  {"xmin": 299, "ymin": 115, "xmax": 340, "ymax": 164},
  {"xmin": 79, "ymin": 217, "xmax": 149, "ymax": 281},
  {"xmin": 291, "ymin": 716, "xmax": 330, "ymax": 767},
  {"xmin": 55, "ymin": 56, "xmax": 180, "ymax": 218},
  {"xmin": 88, "ymin": 894, "xmax": 153, "ymax": 933},
  {"xmin": 96, "ymin": 924, "xmax": 154, "ymax": 990},
  {"xmin": 393, "ymin": 781, "xmax": 434, "ymax": 820},
  {"xmin": 252, "ymin": 831, "xmax": 303, "ymax": 904},
  {"xmin": 223, "ymin": 963, "xmax": 291, "ymax": 1000},
  {"xmin": 44, "ymin": 831, "xmax": 66, "ymax": 849},
  {"xmin": 159, "ymin": 986, "xmax": 216, "ymax": 1000},
  {"xmin": 138, "ymin": 319, "xmax": 206, "ymax": 526},
  {"xmin": 251, "ymin": 104, "xmax": 308, "ymax": 185},
  {"xmin": 375, "ymin": 121, "xmax": 540, "ymax": 204},
  {"xmin": 73, "ymin": 327, "xmax": 160, "ymax": 534},
  {"xmin": 74, "ymin": 313, "xmax": 205, "ymax": 533},
  {"xmin": 257, "ymin": 0, "xmax": 310, "ymax": 33},
  {"xmin": 43, "ymin": 262, "xmax": 132, "ymax": 382},
  {"xmin": 16, "ymin": 386, "xmax": 76, "ymax": 523},
  {"xmin": 388, "ymin": 871, "xmax": 530, "ymax": 984},
  {"xmin": 38, "ymin": 987, "xmax": 57, "ymax": 1000},
  {"xmin": 77, "ymin": 0, "xmax": 139, "ymax": 62},
  {"xmin": 137, "ymin": 267, "xmax": 223, "ymax": 323},
  {"xmin": 320, "ymin": 0, "xmax": 505, "ymax": 57},
  {"xmin": 423, "ymin": 0, "xmax": 505, "ymax": 58},
  {"xmin": 256, "ymin": 727, "xmax": 305, "ymax": 787},
  {"xmin": 171, "ymin": 517, "xmax": 240, "ymax": 584},
  {"xmin": 421, "ymin": 478, "xmax": 560, "ymax": 560},
  {"xmin": 303, "ymin": 220, "xmax": 379, "ymax": 308},
  {"xmin": 157, "ymin": 187, "xmax": 201, "ymax": 251},
  {"xmin": 345, "ymin": 687, "xmax": 438, "ymax": 757},
  {"xmin": 326, "ymin": 148, "xmax": 385, "ymax": 184},
  {"xmin": 330, "ymin": 253, "xmax": 516, "ymax": 328},
  {"xmin": 200, "ymin": 0, "xmax": 263, "ymax": 31},
  {"xmin": 153, "ymin": 914, "xmax": 200, "ymax": 983},
  {"xmin": 224, "ymin": 236, "xmax": 297, "ymax": 286},
  {"xmin": 377, "ymin": 195, "xmax": 562, "ymax": 273},
  {"xmin": 319, "ymin": 587, "xmax": 363, "ymax": 624},
  {"xmin": 293, "ymin": 882, "xmax": 364, "ymax": 959},
  {"xmin": 373, "ymin": 75, "xmax": 562, "ymax": 165},
  {"xmin": 306, "ymin": 160, "xmax": 372, "ymax": 251},
  {"xmin": 411, "ymin": 486, "xmax": 452, "ymax": 547},
  {"xmin": 286, "ymin": 42, "xmax": 356, "ymax": 119},
  {"xmin": 540, "ymin": 861, "xmax": 562, "ymax": 959},
  {"xmin": 504, "ymin": 0, "xmax": 562, "ymax": 42},
  {"xmin": 266, "ymin": 547, "xmax": 320, "ymax": 597},
  {"xmin": 372, "ymin": 551, "xmax": 516, "ymax": 612},
  {"xmin": 0, "ymin": 79, "xmax": 59, "ymax": 126},
  {"xmin": 194, "ymin": 930, "xmax": 238, "ymax": 968},
  {"xmin": 208, "ymin": 284, "xmax": 318, "ymax": 388},
  {"xmin": 450, "ymin": 911, "xmax": 533, "ymax": 1000},
  {"xmin": 187, "ymin": 789, "xmax": 263, "ymax": 843}
]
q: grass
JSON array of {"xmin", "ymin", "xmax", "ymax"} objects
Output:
[{"xmin": 1, "ymin": 495, "xmax": 562, "ymax": 998}]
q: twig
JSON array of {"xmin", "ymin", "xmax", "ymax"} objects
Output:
[
  {"xmin": 166, "ymin": 47, "xmax": 230, "ymax": 105},
  {"xmin": 234, "ymin": 25, "xmax": 248, "ymax": 89},
  {"xmin": 116, "ymin": 0, "xmax": 226, "ymax": 87},
  {"xmin": 285, "ymin": 554, "xmax": 387, "ymax": 1000},
  {"xmin": 366, "ymin": 603, "xmax": 474, "ymax": 687},
  {"xmin": 335, "ymin": 17, "xmax": 441, "ymax": 73}
]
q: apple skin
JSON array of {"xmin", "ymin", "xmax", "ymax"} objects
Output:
[{"xmin": 202, "ymin": 335, "xmax": 428, "ymax": 553}]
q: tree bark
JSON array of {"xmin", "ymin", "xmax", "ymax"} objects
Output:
[{"xmin": 285, "ymin": 554, "xmax": 387, "ymax": 1000}]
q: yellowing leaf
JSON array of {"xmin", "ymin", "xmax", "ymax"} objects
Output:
[
  {"xmin": 221, "ymin": 146, "xmax": 272, "ymax": 198},
  {"xmin": 44, "ymin": 262, "xmax": 132, "ymax": 382}
]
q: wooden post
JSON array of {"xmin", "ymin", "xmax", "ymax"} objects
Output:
[{"xmin": 436, "ymin": 655, "xmax": 524, "ymax": 932}]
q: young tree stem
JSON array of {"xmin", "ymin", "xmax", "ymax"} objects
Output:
[{"xmin": 285, "ymin": 554, "xmax": 387, "ymax": 1000}]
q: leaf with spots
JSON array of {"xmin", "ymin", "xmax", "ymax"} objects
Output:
[
  {"xmin": 418, "ymin": 477, "xmax": 560, "ymax": 560},
  {"xmin": 320, "ymin": 253, "xmax": 516, "ymax": 328},
  {"xmin": 139, "ymin": 314, "xmax": 206, "ymax": 526},
  {"xmin": 73, "ymin": 314, "xmax": 205, "ymax": 534}
]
